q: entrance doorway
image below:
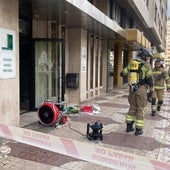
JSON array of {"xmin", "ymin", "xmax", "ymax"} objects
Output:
[
  {"xmin": 19, "ymin": 20, "xmax": 32, "ymax": 113},
  {"xmin": 108, "ymin": 50, "xmax": 114, "ymax": 91},
  {"xmin": 20, "ymin": 38, "xmax": 65, "ymax": 112},
  {"xmin": 34, "ymin": 39, "xmax": 65, "ymax": 109},
  {"xmin": 19, "ymin": 1, "xmax": 65, "ymax": 112}
]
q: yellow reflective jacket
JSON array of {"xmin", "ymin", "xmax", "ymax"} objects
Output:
[
  {"xmin": 152, "ymin": 67, "xmax": 170, "ymax": 90},
  {"xmin": 120, "ymin": 59, "xmax": 154, "ymax": 90}
]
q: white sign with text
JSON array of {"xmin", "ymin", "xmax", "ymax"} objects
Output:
[{"xmin": 0, "ymin": 28, "xmax": 16, "ymax": 79}]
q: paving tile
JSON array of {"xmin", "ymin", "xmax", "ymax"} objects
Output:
[
  {"xmin": 1, "ymin": 87, "xmax": 170, "ymax": 169},
  {"xmin": 7, "ymin": 142, "xmax": 81, "ymax": 167}
]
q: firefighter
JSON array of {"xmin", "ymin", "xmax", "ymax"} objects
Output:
[
  {"xmin": 151, "ymin": 60, "xmax": 170, "ymax": 116},
  {"xmin": 168, "ymin": 66, "xmax": 170, "ymax": 77},
  {"xmin": 120, "ymin": 48, "xmax": 154, "ymax": 136}
]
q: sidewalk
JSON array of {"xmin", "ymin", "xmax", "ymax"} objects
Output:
[{"xmin": 0, "ymin": 86, "xmax": 170, "ymax": 169}]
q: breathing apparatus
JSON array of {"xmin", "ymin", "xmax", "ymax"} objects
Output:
[
  {"xmin": 128, "ymin": 58, "xmax": 143, "ymax": 91},
  {"xmin": 129, "ymin": 48, "xmax": 151, "ymax": 91},
  {"xmin": 86, "ymin": 121, "xmax": 103, "ymax": 141},
  {"xmin": 129, "ymin": 60, "xmax": 141, "ymax": 85}
]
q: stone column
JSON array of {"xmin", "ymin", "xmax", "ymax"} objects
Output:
[
  {"xmin": 66, "ymin": 28, "xmax": 87, "ymax": 104},
  {"xmin": 114, "ymin": 42, "xmax": 123, "ymax": 88}
]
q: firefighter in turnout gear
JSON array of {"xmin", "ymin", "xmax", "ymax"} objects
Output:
[
  {"xmin": 151, "ymin": 60, "xmax": 170, "ymax": 116},
  {"xmin": 120, "ymin": 48, "xmax": 154, "ymax": 136}
]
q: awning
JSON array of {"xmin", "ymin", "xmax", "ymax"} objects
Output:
[
  {"xmin": 125, "ymin": 29, "xmax": 151, "ymax": 50},
  {"xmin": 126, "ymin": 29, "xmax": 142, "ymax": 43},
  {"xmin": 30, "ymin": 0, "xmax": 126, "ymax": 40},
  {"xmin": 145, "ymin": 39, "xmax": 151, "ymax": 49},
  {"xmin": 152, "ymin": 53, "xmax": 164, "ymax": 59},
  {"xmin": 141, "ymin": 34, "xmax": 146, "ymax": 47}
]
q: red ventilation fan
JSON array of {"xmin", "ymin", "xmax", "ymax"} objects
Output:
[{"xmin": 38, "ymin": 100, "xmax": 67, "ymax": 127}]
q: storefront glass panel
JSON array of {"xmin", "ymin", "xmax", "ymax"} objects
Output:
[{"xmin": 34, "ymin": 40, "xmax": 64, "ymax": 108}]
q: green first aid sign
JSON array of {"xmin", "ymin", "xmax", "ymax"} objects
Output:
[
  {"xmin": 2, "ymin": 34, "xmax": 13, "ymax": 50},
  {"xmin": 0, "ymin": 28, "xmax": 16, "ymax": 79}
]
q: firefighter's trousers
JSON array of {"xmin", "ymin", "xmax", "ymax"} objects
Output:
[
  {"xmin": 126, "ymin": 85, "xmax": 147, "ymax": 129},
  {"xmin": 151, "ymin": 89, "xmax": 164, "ymax": 112}
]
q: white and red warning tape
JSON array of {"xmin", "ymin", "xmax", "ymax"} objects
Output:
[{"xmin": 0, "ymin": 123, "xmax": 169, "ymax": 170}]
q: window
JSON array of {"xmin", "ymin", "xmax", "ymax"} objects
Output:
[
  {"xmin": 146, "ymin": 0, "xmax": 149, "ymax": 7},
  {"xmin": 109, "ymin": 0, "xmax": 121, "ymax": 24},
  {"xmin": 154, "ymin": 4, "xmax": 157, "ymax": 23}
]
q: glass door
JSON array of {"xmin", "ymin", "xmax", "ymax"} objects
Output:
[
  {"xmin": 108, "ymin": 50, "xmax": 114, "ymax": 91},
  {"xmin": 34, "ymin": 39, "xmax": 64, "ymax": 108}
]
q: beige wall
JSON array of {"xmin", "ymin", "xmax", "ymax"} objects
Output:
[
  {"xmin": 66, "ymin": 28, "xmax": 88, "ymax": 103},
  {"xmin": 66, "ymin": 28, "xmax": 81, "ymax": 104},
  {"xmin": 80, "ymin": 30, "xmax": 88, "ymax": 101},
  {"xmin": 65, "ymin": 28, "xmax": 108, "ymax": 103},
  {"xmin": 33, "ymin": 20, "xmax": 56, "ymax": 38},
  {"xmin": 0, "ymin": 0, "xmax": 19, "ymax": 126},
  {"xmin": 101, "ymin": 40, "xmax": 108, "ymax": 94}
]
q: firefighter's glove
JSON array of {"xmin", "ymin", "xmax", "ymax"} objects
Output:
[
  {"xmin": 157, "ymin": 73, "xmax": 164, "ymax": 80},
  {"xmin": 148, "ymin": 91, "xmax": 153, "ymax": 97},
  {"xmin": 147, "ymin": 90, "xmax": 152, "ymax": 102},
  {"xmin": 147, "ymin": 93, "xmax": 152, "ymax": 102}
]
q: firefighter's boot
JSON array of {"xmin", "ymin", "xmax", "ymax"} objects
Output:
[
  {"xmin": 151, "ymin": 111, "xmax": 156, "ymax": 116},
  {"xmin": 135, "ymin": 128, "xmax": 143, "ymax": 136},
  {"xmin": 157, "ymin": 106, "xmax": 161, "ymax": 112},
  {"xmin": 157, "ymin": 101, "xmax": 163, "ymax": 111},
  {"xmin": 151, "ymin": 99, "xmax": 157, "ymax": 116},
  {"xmin": 126, "ymin": 122, "xmax": 134, "ymax": 132}
]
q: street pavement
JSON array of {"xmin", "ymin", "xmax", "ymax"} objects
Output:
[{"xmin": 0, "ymin": 85, "xmax": 170, "ymax": 169}]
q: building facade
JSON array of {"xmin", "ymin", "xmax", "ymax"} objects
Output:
[
  {"xmin": 0, "ymin": 0, "xmax": 167, "ymax": 126},
  {"xmin": 165, "ymin": 17, "xmax": 170, "ymax": 67}
]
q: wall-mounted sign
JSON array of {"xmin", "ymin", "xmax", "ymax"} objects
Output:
[
  {"xmin": 0, "ymin": 28, "xmax": 16, "ymax": 79},
  {"xmin": 81, "ymin": 47, "xmax": 87, "ymax": 72}
]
